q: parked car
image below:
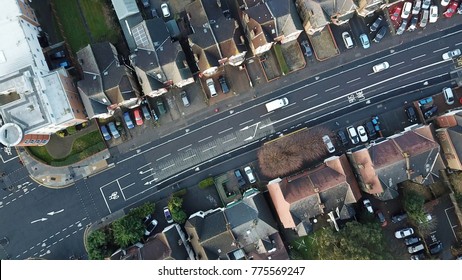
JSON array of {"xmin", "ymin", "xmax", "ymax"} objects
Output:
[
  {"xmin": 300, "ymin": 40, "xmax": 313, "ymax": 56},
  {"xmin": 363, "ymin": 199, "xmax": 373, "ymax": 213},
  {"xmin": 347, "ymin": 126, "xmax": 359, "ymax": 144},
  {"xmin": 443, "ymin": 1, "xmax": 459, "ymax": 17},
  {"xmin": 141, "ymin": 105, "xmax": 151, "ymax": 120},
  {"xmin": 372, "ymin": 61, "xmax": 389, "ymax": 73},
  {"xmin": 141, "ymin": 0, "xmax": 150, "ymax": 8},
  {"xmin": 412, "ymin": 0, "xmax": 422, "ymax": 15},
  {"xmin": 342, "ymin": 31, "xmax": 354, "ymax": 49},
  {"xmin": 424, "ymin": 105, "xmax": 438, "ymax": 119},
  {"xmin": 411, "ymin": 252, "xmax": 426, "ymax": 260},
  {"xmin": 100, "ymin": 125, "xmax": 111, "ymax": 141},
  {"xmin": 123, "ymin": 112, "xmax": 134, "ymax": 129},
  {"xmin": 107, "ymin": 122, "xmax": 120, "ymax": 139},
  {"xmin": 180, "ymin": 91, "xmax": 190, "ymax": 107},
  {"xmin": 391, "ymin": 6, "xmax": 402, "ymax": 21},
  {"xmin": 322, "ymin": 135, "xmax": 335, "ymax": 153},
  {"xmin": 365, "ymin": 121, "xmax": 377, "ymax": 138},
  {"xmin": 359, "ymin": 34, "xmax": 370, "ymax": 49},
  {"xmin": 420, "ymin": 9, "xmax": 429, "ymax": 28},
  {"xmin": 161, "ymin": 3, "xmax": 170, "ymax": 17},
  {"xmin": 402, "ymin": 2, "xmax": 413, "ymax": 18},
  {"xmin": 441, "ymin": 0, "xmax": 450, "ymax": 6},
  {"xmin": 373, "ymin": 26, "xmax": 387, "ymax": 43},
  {"xmin": 156, "ymin": 98, "xmax": 167, "ymax": 115},
  {"xmin": 391, "ymin": 212, "xmax": 408, "ymax": 223},
  {"xmin": 234, "ymin": 169, "xmax": 246, "ymax": 187},
  {"xmin": 151, "ymin": 8, "xmax": 159, "ymax": 18},
  {"xmin": 337, "ymin": 130, "xmax": 349, "ymax": 146},
  {"xmin": 442, "ymin": 49, "xmax": 461, "ymax": 60},
  {"xmin": 429, "ymin": 5, "xmax": 438, "ymax": 23},
  {"xmin": 163, "ymin": 207, "xmax": 174, "ymax": 224},
  {"xmin": 370, "ymin": 15, "xmax": 383, "ymax": 32},
  {"xmin": 406, "ymin": 106, "xmax": 418, "ymax": 123},
  {"xmin": 395, "ymin": 227, "xmax": 415, "ymax": 239},
  {"xmin": 419, "ymin": 97, "xmax": 433, "ymax": 105},
  {"xmin": 244, "ymin": 166, "xmax": 256, "ymax": 184},
  {"xmin": 408, "ymin": 243, "xmax": 425, "ymax": 254},
  {"xmin": 50, "ymin": 50, "xmax": 65, "ymax": 59},
  {"xmin": 443, "ymin": 87, "xmax": 455, "ymax": 105},
  {"xmin": 371, "ymin": 116, "xmax": 381, "ymax": 132},
  {"xmin": 376, "ymin": 211, "xmax": 387, "ymax": 227},
  {"xmin": 405, "ymin": 236, "xmax": 422, "ymax": 246},
  {"xmin": 144, "ymin": 219, "xmax": 158, "ymax": 236},
  {"xmin": 422, "ymin": 0, "xmax": 431, "ymax": 9},
  {"xmin": 357, "ymin": 125, "xmax": 368, "ymax": 142},
  {"xmin": 219, "ymin": 76, "xmax": 230, "ymax": 94},
  {"xmin": 407, "ymin": 15, "xmax": 419, "ymax": 31},
  {"xmin": 396, "ymin": 19, "xmax": 408, "ymax": 35},
  {"xmin": 206, "ymin": 78, "xmax": 217, "ymax": 97},
  {"xmin": 458, "ymin": 3, "xmax": 462, "ymax": 14},
  {"xmin": 429, "ymin": 241, "xmax": 443, "ymax": 255},
  {"xmin": 133, "ymin": 108, "xmax": 143, "ymax": 126}
]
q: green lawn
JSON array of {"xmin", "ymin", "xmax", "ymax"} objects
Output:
[
  {"xmin": 274, "ymin": 44, "xmax": 289, "ymax": 75},
  {"xmin": 52, "ymin": 0, "xmax": 90, "ymax": 53},
  {"xmin": 80, "ymin": 0, "xmax": 119, "ymax": 43}
]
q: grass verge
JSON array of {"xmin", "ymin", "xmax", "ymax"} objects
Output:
[
  {"xmin": 80, "ymin": 0, "xmax": 119, "ymax": 43},
  {"xmin": 274, "ymin": 44, "xmax": 289, "ymax": 75}
]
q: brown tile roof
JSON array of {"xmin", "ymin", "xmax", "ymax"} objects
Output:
[
  {"xmin": 349, "ymin": 148, "xmax": 383, "ymax": 194},
  {"xmin": 435, "ymin": 115, "xmax": 457, "ymax": 128}
]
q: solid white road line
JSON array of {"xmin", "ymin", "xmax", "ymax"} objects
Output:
[
  {"xmin": 325, "ymin": 85, "xmax": 340, "ymax": 92},
  {"xmin": 177, "ymin": 144, "xmax": 192, "ymax": 151},
  {"xmin": 156, "ymin": 153, "xmax": 171, "ymax": 161},
  {"xmin": 346, "ymin": 77, "xmax": 361, "ymax": 84},
  {"xmin": 433, "ymin": 46, "xmax": 449, "ymax": 53},
  {"xmin": 218, "ymin": 127, "xmax": 233, "ymax": 134},
  {"xmin": 239, "ymin": 119, "xmax": 254, "ymax": 126},
  {"xmin": 198, "ymin": 136, "xmax": 213, "ymax": 143},
  {"xmin": 411, "ymin": 54, "xmax": 426, "ymax": 60}
]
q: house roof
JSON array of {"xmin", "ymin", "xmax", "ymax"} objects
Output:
[
  {"xmin": 318, "ymin": 0, "xmax": 357, "ymax": 19},
  {"xmin": 247, "ymin": 232, "xmax": 289, "ymax": 260},
  {"xmin": 447, "ymin": 126, "xmax": 462, "ymax": 165},
  {"xmin": 297, "ymin": 0, "xmax": 329, "ymax": 31},
  {"xmin": 111, "ymin": 0, "xmax": 139, "ymax": 20},
  {"xmin": 265, "ymin": 0, "xmax": 303, "ymax": 38},
  {"xmin": 141, "ymin": 234, "xmax": 172, "ymax": 260},
  {"xmin": 267, "ymin": 155, "xmax": 360, "ymax": 229}
]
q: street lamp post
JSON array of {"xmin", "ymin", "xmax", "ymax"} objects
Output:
[{"xmin": 240, "ymin": 122, "xmax": 261, "ymax": 141}]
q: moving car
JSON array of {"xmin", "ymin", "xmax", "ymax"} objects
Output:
[
  {"xmin": 322, "ymin": 135, "xmax": 336, "ymax": 153},
  {"xmin": 373, "ymin": 26, "xmax": 387, "ymax": 43},
  {"xmin": 443, "ymin": 1, "xmax": 459, "ymax": 17},
  {"xmin": 108, "ymin": 122, "xmax": 120, "ymax": 139},
  {"xmin": 359, "ymin": 34, "xmax": 370, "ymax": 49},
  {"xmin": 391, "ymin": 212, "xmax": 408, "ymax": 223},
  {"xmin": 395, "ymin": 227, "xmax": 414, "ymax": 239},
  {"xmin": 363, "ymin": 199, "xmax": 373, "ymax": 213},
  {"xmin": 408, "ymin": 243, "xmax": 425, "ymax": 254},
  {"xmin": 376, "ymin": 211, "xmax": 387, "ymax": 227},
  {"xmin": 412, "ymin": 0, "xmax": 422, "ymax": 15},
  {"xmin": 141, "ymin": 105, "xmax": 151, "ymax": 120},
  {"xmin": 429, "ymin": 5, "xmax": 438, "ymax": 23},
  {"xmin": 402, "ymin": 2, "xmax": 413, "ymax": 18},
  {"xmin": 372, "ymin": 61, "xmax": 389, "ymax": 73},
  {"xmin": 443, "ymin": 87, "xmax": 454, "ymax": 105},
  {"xmin": 100, "ymin": 125, "xmax": 111, "ymax": 141},
  {"xmin": 342, "ymin": 32, "xmax": 354, "ymax": 49},
  {"xmin": 429, "ymin": 242, "xmax": 443, "ymax": 255},
  {"xmin": 234, "ymin": 169, "xmax": 246, "ymax": 187},
  {"xmin": 391, "ymin": 6, "xmax": 402, "ymax": 21},
  {"xmin": 406, "ymin": 106, "xmax": 418, "ymax": 123},
  {"xmin": 357, "ymin": 125, "xmax": 368, "ymax": 142},
  {"xmin": 161, "ymin": 3, "xmax": 170, "ymax": 17},
  {"xmin": 219, "ymin": 76, "xmax": 230, "ymax": 94},
  {"xmin": 144, "ymin": 219, "xmax": 158, "ymax": 236},
  {"xmin": 133, "ymin": 108, "xmax": 143, "ymax": 126},
  {"xmin": 206, "ymin": 78, "xmax": 217, "ymax": 97},
  {"xmin": 163, "ymin": 207, "xmax": 174, "ymax": 224},
  {"xmin": 347, "ymin": 126, "xmax": 359, "ymax": 144},
  {"xmin": 370, "ymin": 15, "xmax": 383, "ymax": 32},
  {"xmin": 442, "ymin": 49, "xmax": 461, "ymax": 60},
  {"xmin": 123, "ymin": 112, "xmax": 134, "ymax": 129},
  {"xmin": 337, "ymin": 130, "xmax": 349, "ymax": 146},
  {"xmin": 156, "ymin": 98, "xmax": 167, "ymax": 115},
  {"xmin": 244, "ymin": 166, "xmax": 256, "ymax": 184},
  {"xmin": 396, "ymin": 19, "xmax": 408, "ymax": 35},
  {"xmin": 405, "ymin": 236, "xmax": 422, "ymax": 246},
  {"xmin": 300, "ymin": 40, "xmax": 313, "ymax": 56}
]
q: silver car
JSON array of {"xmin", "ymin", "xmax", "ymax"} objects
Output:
[{"xmin": 395, "ymin": 227, "xmax": 414, "ymax": 239}]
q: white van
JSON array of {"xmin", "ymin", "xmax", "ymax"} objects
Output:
[
  {"xmin": 265, "ymin": 98, "xmax": 289, "ymax": 112},
  {"xmin": 342, "ymin": 32, "xmax": 354, "ymax": 49},
  {"xmin": 206, "ymin": 78, "xmax": 217, "ymax": 97}
]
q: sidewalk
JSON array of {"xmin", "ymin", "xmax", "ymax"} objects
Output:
[{"xmin": 23, "ymin": 19, "xmax": 462, "ymax": 188}]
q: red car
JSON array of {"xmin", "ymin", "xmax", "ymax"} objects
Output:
[
  {"xmin": 133, "ymin": 108, "xmax": 143, "ymax": 126},
  {"xmin": 443, "ymin": 1, "xmax": 459, "ymax": 17},
  {"xmin": 391, "ymin": 6, "xmax": 402, "ymax": 21}
]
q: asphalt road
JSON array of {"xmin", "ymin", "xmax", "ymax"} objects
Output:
[{"xmin": 1, "ymin": 25, "xmax": 461, "ymax": 260}]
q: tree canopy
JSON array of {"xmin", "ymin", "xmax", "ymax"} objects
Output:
[{"xmin": 168, "ymin": 196, "xmax": 187, "ymax": 224}]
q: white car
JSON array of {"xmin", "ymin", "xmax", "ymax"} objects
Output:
[
  {"xmin": 372, "ymin": 61, "xmax": 390, "ymax": 73},
  {"xmin": 442, "ymin": 49, "xmax": 461, "ymax": 60},
  {"xmin": 322, "ymin": 135, "xmax": 335, "ymax": 153},
  {"xmin": 402, "ymin": 2, "xmax": 413, "ymax": 18},
  {"xmin": 443, "ymin": 87, "xmax": 455, "ymax": 105},
  {"xmin": 244, "ymin": 166, "xmax": 256, "ymax": 184},
  {"xmin": 441, "ymin": 0, "xmax": 450, "ymax": 6},
  {"xmin": 429, "ymin": 5, "xmax": 438, "ymax": 23},
  {"xmin": 412, "ymin": 0, "xmax": 422, "ymax": 15},
  {"xmin": 161, "ymin": 3, "xmax": 170, "ymax": 17},
  {"xmin": 347, "ymin": 126, "xmax": 359, "ymax": 144},
  {"xmin": 363, "ymin": 199, "xmax": 373, "ymax": 213},
  {"xmin": 357, "ymin": 126, "xmax": 368, "ymax": 142},
  {"xmin": 422, "ymin": 0, "xmax": 431, "ymax": 9},
  {"xmin": 420, "ymin": 9, "xmax": 429, "ymax": 28},
  {"xmin": 395, "ymin": 227, "xmax": 415, "ymax": 239}
]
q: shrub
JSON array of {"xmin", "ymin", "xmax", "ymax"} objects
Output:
[
  {"xmin": 66, "ymin": 126, "xmax": 77, "ymax": 135},
  {"xmin": 199, "ymin": 177, "xmax": 215, "ymax": 189}
]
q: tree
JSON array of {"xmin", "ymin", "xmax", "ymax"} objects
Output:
[
  {"xmin": 129, "ymin": 202, "xmax": 155, "ymax": 220},
  {"xmin": 291, "ymin": 221, "xmax": 392, "ymax": 260},
  {"xmin": 403, "ymin": 189, "xmax": 427, "ymax": 224},
  {"xmin": 168, "ymin": 196, "xmax": 187, "ymax": 224},
  {"xmin": 87, "ymin": 228, "xmax": 114, "ymax": 260},
  {"xmin": 112, "ymin": 215, "xmax": 144, "ymax": 248}
]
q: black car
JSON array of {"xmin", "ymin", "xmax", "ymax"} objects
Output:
[
  {"xmin": 406, "ymin": 106, "xmax": 417, "ymax": 123},
  {"xmin": 337, "ymin": 130, "xmax": 349, "ymax": 146},
  {"xmin": 370, "ymin": 15, "xmax": 383, "ymax": 32},
  {"xmin": 391, "ymin": 212, "xmax": 408, "ymax": 223},
  {"xmin": 410, "ymin": 252, "xmax": 425, "ymax": 260},
  {"xmin": 234, "ymin": 169, "xmax": 246, "ymax": 187},
  {"xmin": 407, "ymin": 15, "xmax": 419, "ymax": 32},
  {"xmin": 365, "ymin": 121, "xmax": 377, "ymax": 138},
  {"xmin": 219, "ymin": 76, "xmax": 230, "ymax": 93},
  {"xmin": 373, "ymin": 26, "xmax": 387, "ymax": 43},
  {"xmin": 156, "ymin": 98, "xmax": 167, "ymax": 115},
  {"xmin": 429, "ymin": 242, "xmax": 443, "ymax": 255},
  {"xmin": 405, "ymin": 236, "xmax": 422, "ymax": 246},
  {"xmin": 424, "ymin": 105, "xmax": 438, "ymax": 119}
]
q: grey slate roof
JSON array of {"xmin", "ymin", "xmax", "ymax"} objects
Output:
[
  {"xmin": 265, "ymin": 0, "xmax": 303, "ymax": 37},
  {"xmin": 448, "ymin": 126, "xmax": 462, "ymax": 163},
  {"xmin": 112, "ymin": 0, "xmax": 139, "ymax": 20}
]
